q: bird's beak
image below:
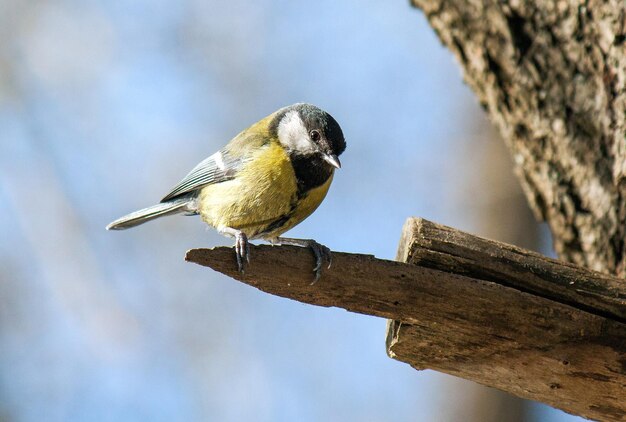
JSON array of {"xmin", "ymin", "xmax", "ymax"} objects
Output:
[{"xmin": 323, "ymin": 154, "xmax": 341, "ymax": 169}]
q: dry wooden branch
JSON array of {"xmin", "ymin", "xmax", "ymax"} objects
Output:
[
  {"xmin": 186, "ymin": 217, "xmax": 626, "ymax": 421},
  {"xmin": 399, "ymin": 218, "xmax": 626, "ymax": 322},
  {"xmin": 390, "ymin": 218, "xmax": 626, "ymax": 422}
]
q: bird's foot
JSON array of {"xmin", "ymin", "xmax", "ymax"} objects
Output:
[
  {"xmin": 219, "ymin": 227, "xmax": 250, "ymax": 273},
  {"xmin": 273, "ymin": 237, "xmax": 332, "ymax": 284},
  {"xmin": 234, "ymin": 231, "xmax": 250, "ymax": 273}
]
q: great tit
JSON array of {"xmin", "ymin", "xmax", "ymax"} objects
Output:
[{"xmin": 107, "ymin": 103, "xmax": 346, "ymax": 281}]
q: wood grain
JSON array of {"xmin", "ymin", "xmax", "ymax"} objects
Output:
[
  {"xmin": 186, "ymin": 217, "xmax": 626, "ymax": 420},
  {"xmin": 398, "ymin": 218, "xmax": 626, "ymax": 322}
]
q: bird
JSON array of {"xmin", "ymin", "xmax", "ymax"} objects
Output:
[{"xmin": 107, "ymin": 103, "xmax": 346, "ymax": 282}]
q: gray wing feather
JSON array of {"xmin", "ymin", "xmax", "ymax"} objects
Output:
[{"xmin": 161, "ymin": 150, "xmax": 243, "ymax": 202}]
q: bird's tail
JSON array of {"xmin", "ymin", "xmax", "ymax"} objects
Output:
[{"xmin": 106, "ymin": 198, "xmax": 194, "ymax": 230}]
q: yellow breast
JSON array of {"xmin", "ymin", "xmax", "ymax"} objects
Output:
[
  {"xmin": 261, "ymin": 173, "xmax": 333, "ymax": 240},
  {"xmin": 197, "ymin": 141, "xmax": 333, "ymax": 239}
]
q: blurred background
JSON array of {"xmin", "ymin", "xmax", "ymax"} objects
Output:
[{"xmin": 0, "ymin": 1, "xmax": 583, "ymax": 421}]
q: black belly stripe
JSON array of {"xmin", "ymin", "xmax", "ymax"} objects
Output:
[
  {"xmin": 256, "ymin": 153, "xmax": 332, "ymax": 237},
  {"xmin": 289, "ymin": 153, "xmax": 333, "ymax": 198},
  {"xmin": 256, "ymin": 200, "xmax": 299, "ymax": 237},
  {"xmin": 261, "ymin": 213, "xmax": 292, "ymax": 235}
]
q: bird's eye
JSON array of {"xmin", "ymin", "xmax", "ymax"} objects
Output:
[{"xmin": 310, "ymin": 130, "xmax": 321, "ymax": 141}]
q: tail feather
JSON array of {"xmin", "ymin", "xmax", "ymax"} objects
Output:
[{"xmin": 106, "ymin": 199, "xmax": 193, "ymax": 230}]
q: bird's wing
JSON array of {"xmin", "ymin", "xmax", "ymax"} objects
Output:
[
  {"xmin": 160, "ymin": 149, "xmax": 244, "ymax": 202},
  {"xmin": 161, "ymin": 113, "xmax": 277, "ymax": 202}
]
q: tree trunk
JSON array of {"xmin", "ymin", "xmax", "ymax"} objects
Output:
[{"xmin": 411, "ymin": 0, "xmax": 626, "ymax": 275}]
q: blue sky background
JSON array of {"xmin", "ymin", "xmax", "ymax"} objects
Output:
[{"xmin": 0, "ymin": 1, "xmax": 582, "ymax": 421}]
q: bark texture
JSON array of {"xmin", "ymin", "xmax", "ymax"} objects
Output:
[
  {"xmin": 186, "ymin": 216, "xmax": 626, "ymax": 421},
  {"xmin": 389, "ymin": 218, "xmax": 626, "ymax": 421},
  {"xmin": 399, "ymin": 219, "xmax": 626, "ymax": 322},
  {"xmin": 412, "ymin": 0, "xmax": 626, "ymax": 275}
]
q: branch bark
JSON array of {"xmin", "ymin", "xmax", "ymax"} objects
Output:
[
  {"xmin": 411, "ymin": 0, "xmax": 626, "ymax": 275},
  {"xmin": 399, "ymin": 218, "xmax": 626, "ymax": 322},
  {"xmin": 186, "ymin": 217, "xmax": 626, "ymax": 421}
]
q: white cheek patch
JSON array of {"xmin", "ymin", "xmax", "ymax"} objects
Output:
[{"xmin": 277, "ymin": 110, "xmax": 315, "ymax": 153}]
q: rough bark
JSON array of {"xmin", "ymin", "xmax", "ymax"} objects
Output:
[
  {"xmin": 399, "ymin": 218, "xmax": 626, "ymax": 322},
  {"xmin": 411, "ymin": 0, "xmax": 626, "ymax": 275},
  {"xmin": 186, "ymin": 217, "xmax": 626, "ymax": 421},
  {"xmin": 388, "ymin": 219, "xmax": 626, "ymax": 421}
]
